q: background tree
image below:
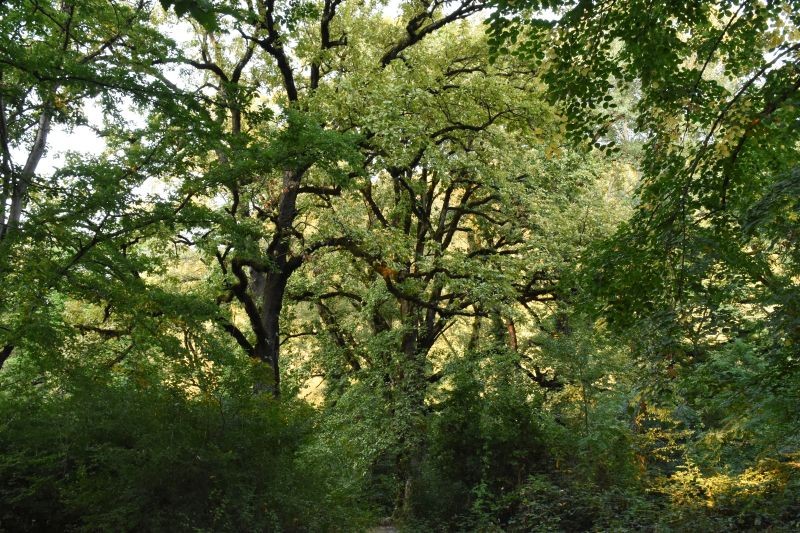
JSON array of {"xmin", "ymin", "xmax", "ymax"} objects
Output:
[
  {"xmin": 488, "ymin": 0, "xmax": 800, "ymax": 528},
  {"xmin": 0, "ymin": 0, "xmax": 205, "ymax": 371}
]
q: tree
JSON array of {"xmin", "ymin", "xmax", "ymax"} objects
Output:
[
  {"xmin": 486, "ymin": 0, "xmax": 800, "ymax": 335},
  {"xmin": 156, "ymin": 0, "xmax": 490, "ymax": 396},
  {"xmin": 271, "ymin": 21, "xmax": 632, "ymax": 517},
  {"xmin": 0, "ymin": 0, "xmax": 203, "ymax": 370},
  {"xmin": 487, "ymin": 0, "xmax": 800, "ymax": 507}
]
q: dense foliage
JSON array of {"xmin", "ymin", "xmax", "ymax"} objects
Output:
[{"xmin": 1, "ymin": 0, "xmax": 798, "ymax": 530}]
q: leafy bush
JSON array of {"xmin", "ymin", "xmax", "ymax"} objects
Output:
[{"xmin": 0, "ymin": 375, "xmax": 371, "ymax": 532}]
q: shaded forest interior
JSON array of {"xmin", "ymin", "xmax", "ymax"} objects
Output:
[{"xmin": 1, "ymin": 0, "xmax": 799, "ymax": 530}]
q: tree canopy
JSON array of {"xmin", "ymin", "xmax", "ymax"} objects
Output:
[{"xmin": 1, "ymin": 0, "xmax": 799, "ymax": 530}]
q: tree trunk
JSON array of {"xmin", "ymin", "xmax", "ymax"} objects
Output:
[
  {"xmin": 0, "ymin": 76, "xmax": 12, "ymax": 238},
  {"xmin": 244, "ymin": 169, "xmax": 303, "ymax": 396},
  {"xmin": 253, "ymin": 273, "xmax": 286, "ymax": 395},
  {"xmin": 0, "ymin": 345, "xmax": 13, "ymax": 370},
  {"xmin": 4, "ymin": 99, "xmax": 53, "ymax": 238},
  {"xmin": 395, "ymin": 301, "xmax": 431, "ymax": 520}
]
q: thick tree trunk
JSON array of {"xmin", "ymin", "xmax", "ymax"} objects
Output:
[
  {"xmin": 396, "ymin": 302, "xmax": 432, "ymax": 520},
  {"xmin": 253, "ymin": 274, "xmax": 286, "ymax": 395},
  {"xmin": 244, "ymin": 169, "xmax": 303, "ymax": 397}
]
